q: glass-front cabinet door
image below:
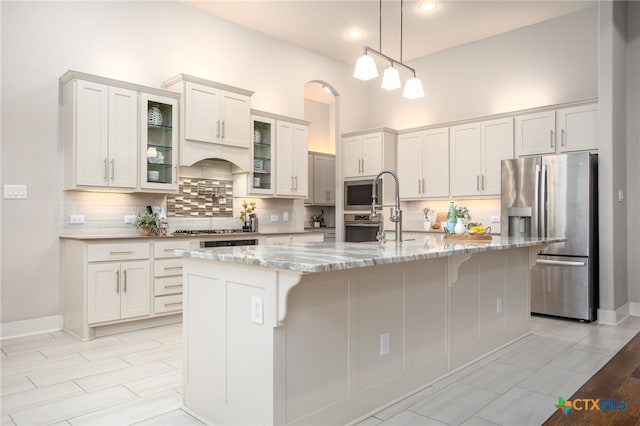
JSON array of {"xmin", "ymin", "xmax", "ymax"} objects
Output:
[
  {"xmin": 250, "ymin": 115, "xmax": 275, "ymax": 195},
  {"xmin": 140, "ymin": 93, "xmax": 179, "ymax": 191}
]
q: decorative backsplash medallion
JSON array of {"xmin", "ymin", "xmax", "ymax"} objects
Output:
[{"xmin": 167, "ymin": 178, "xmax": 233, "ymax": 217}]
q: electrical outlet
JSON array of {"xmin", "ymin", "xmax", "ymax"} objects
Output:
[
  {"xmin": 496, "ymin": 298, "xmax": 503, "ymax": 314},
  {"xmin": 283, "ymin": 212, "xmax": 289, "ymax": 222},
  {"xmin": 491, "ymin": 215, "xmax": 500, "ymax": 223},
  {"xmin": 251, "ymin": 296, "xmax": 263, "ymax": 324},
  {"xmin": 69, "ymin": 214, "xmax": 85, "ymax": 224},
  {"xmin": 618, "ymin": 189, "xmax": 624, "ymax": 203},
  {"xmin": 380, "ymin": 332, "xmax": 390, "ymax": 356},
  {"xmin": 271, "ymin": 214, "xmax": 279, "ymax": 222},
  {"xmin": 124, "ymin": 215, "xmax": 136, "ymax": 224}
]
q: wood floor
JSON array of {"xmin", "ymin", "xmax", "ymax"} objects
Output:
[{"xmin": 543, "ymin": 331, "xmax": 640, "ymax": 426}]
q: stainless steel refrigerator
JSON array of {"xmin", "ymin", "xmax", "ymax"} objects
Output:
[{"xmin": 501, "ymin": 152, "xmax": 598, "ymax": 321}]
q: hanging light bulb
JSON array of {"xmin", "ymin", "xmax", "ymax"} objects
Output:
[
  {"xmin": 403, "ymin": 76, "xmax": 425, "ymax": 99},
  {"xmin": 381, "ymin": 65, "xmax": 401, "ymax": 90},
  {"xmin": 353, "ymin": 53, "xmax": 379, "ymax": 81}
]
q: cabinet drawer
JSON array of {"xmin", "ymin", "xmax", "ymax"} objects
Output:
[
  {"xmin": 154, "ymin": 258, "xmax": 183, "ymax": 277},
  {"xmin": 154, "ymin": 239, "xmax": 191, "ymax": 259},
  {"xmin": 154, "ymin": 294, "xmax": 183, "ymax": 314},
  {"xmin": 88, "ymin": 243, "xmax": 150, "ymax": 262},
  {"xmin": 154, "ymin": 276, "xmax": 183, "ymax": 296}
]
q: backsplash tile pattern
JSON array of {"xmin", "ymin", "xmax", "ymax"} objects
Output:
[{"xmin": 167, "ymin": 178, "xmax": 233, "ymax": 217}]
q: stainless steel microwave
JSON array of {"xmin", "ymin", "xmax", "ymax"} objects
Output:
[{"xmin": 344, "ymin": 179, "xmax": 381, "ymax": 211}]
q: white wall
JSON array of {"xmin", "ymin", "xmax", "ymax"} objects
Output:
[
  {"xmin": 627, "ymin": 1, "xmax": 640, "ymax": 311},
  {"xmin": 304, "ymin": 99, "xmax": 333, "ymax": 153},
  {"xmin": 364, "ymin": 6, "xmax": 598, "ymax": 129},
  {"xmin": 0, "ymin": 1, "xmax": 368, "ymax": 325}
]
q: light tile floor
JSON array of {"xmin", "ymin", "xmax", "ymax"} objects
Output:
[{"xmin": 1, "ymin": 316, "xmax": 639, "ymax": 426}]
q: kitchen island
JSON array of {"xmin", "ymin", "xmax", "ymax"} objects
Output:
[{"xmin": 177, "ymin": 235, "xmax": 562, "ymax": 425}]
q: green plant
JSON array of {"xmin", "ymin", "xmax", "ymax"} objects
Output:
[
  {"xmin": 423, "ymin": 207, "xmax": 435, "ymax": 220},
  {"xmin": 455, "ymin": 206, "xmax": 471, "ymax": 220},
  {"xmin": 133, "ymin": 211, "xmax": 158, "ymax": 229},
  {"xmin": 239, "ymin": 200, "xmax": 256, "ymax": 222},
  {"xmin": 311, "ymin": 213, "xmax": 324, "ymax": 224}
]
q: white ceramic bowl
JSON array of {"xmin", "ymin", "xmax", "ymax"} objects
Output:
[{"xmin": 148, "ymin": 171, "xmax": 160, "ymax": 182}]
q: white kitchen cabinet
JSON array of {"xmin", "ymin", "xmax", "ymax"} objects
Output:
[
  {"xmin": 450, "ymin": 118, "xmax": 513, "ymax": 197},
  {"xmin": 63, "ymin": 238, "xmax": 185, "ymax": 340},
  {"xmin": 342, "ymin": 130, "xmax": 396, "ymax": 178},
  {"xmin": 250, "ymin": 115, "xmax": 276, "ymax": 195},
  {"xmin": 163, "ymin": 74, "xmax": 253, "ymax": 168},
  {"xmin": 398, "ymin": 128, "xmax": 449, "ymax": 199},
  {"xmin": 61, "ymin": 70, "xmax": 181, "ymax": 193},
  {"xmin": 63, "ymin": 78, "xmax": 138, "ymax": 190},
  {"xmin": 556, "ymin": 103, "xmax": 598, "ymax": 152},
  {"xmin": 140, "ymin": 93, "xmax": 179, "ymax": 192},
  {"xmin": 276, "ymin": 120, "xmax": 308, "ymax": 197},
  {"xmin": 88, "ymin": 260, "xmax": 150, "ymax": 324},
  {"xmin": 307, "ymin": 152, "xmax": 336, "ymax": 205},
  {"xmin": 514, "ymin": 102, "xmax": 597, "ymax": 156}
]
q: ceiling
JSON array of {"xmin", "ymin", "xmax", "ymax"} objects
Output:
[{"xmin": 183, "ymin": 0, "xmax": 595, "ymax": 66}]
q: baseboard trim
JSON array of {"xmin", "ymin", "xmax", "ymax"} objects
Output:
[
  {"xmin": 1, "ymin": 315, "xmax": 64, "ymax": 340},
  {"xmin": 598, "ymin": 303, "xmax": 630, "ymax": 325},
  {"xmin": 629, "ymin": 301, "xmax": 640, "ymax": 317}
]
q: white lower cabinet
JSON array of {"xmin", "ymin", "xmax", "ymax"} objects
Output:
[
  {"xmin": 88, "ymin": 261, "xmax": 150, "ymax": 324},
  {"xmin": 63, "ymin": 238, "xmax": 188, "ymax": 340}
]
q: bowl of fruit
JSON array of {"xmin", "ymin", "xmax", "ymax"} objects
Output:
[{"xmin": 467, "ymin": 223, "xmax": 491, "ymax": 235}]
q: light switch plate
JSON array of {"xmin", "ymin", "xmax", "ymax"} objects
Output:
[
  {"xmin": 283, "ymin": 212, "xmax": 289, "ymax": 222},
  {"xmin": 380, "ymin": 332, "xmax": 390, "ymax": 356},
  {"xmin": 270, "ymin": 214, "xmax": 279, "ymax": 222},
  {"xmin": 491, "ymin": 216, "xmax": 500, "ymax": 223},
  {"xmin": 4, "ymin": 184, "xmax": 27, "ymax": 199},
  {"xmin": 69, "ymin": 214, "xmax": 85, "ymax": 224},
  {"xmin": 124, "ymin": 215, "xmax": 136, "ymax": 224}
]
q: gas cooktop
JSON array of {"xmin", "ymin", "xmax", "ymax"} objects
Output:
[{"xmin": 172, "ymin": 229, "xmax": 247, "ymax": 235}]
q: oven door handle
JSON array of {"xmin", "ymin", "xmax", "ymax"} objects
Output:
[{"xmin": 345, "ymin": 223, "xmax": 381, "ymax": 227}]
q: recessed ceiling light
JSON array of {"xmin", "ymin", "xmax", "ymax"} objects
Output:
[
  {"xmin": 419, "ymin": 1, "xmax": 437, "ymax": 11},
  {"xmin": 347, "ymin": 30, "xmax": 363, "ymax": 39}
]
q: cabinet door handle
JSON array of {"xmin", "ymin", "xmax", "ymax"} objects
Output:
[
  {"xmin": 476, "ymin": 175, "xmax": 480, "ymax": 191},
  {"xmin": 123, "ymin": 269, "xmax": 127, "ymax": 293},
  {"xmin": 294, "ymin": 176, "xmax": 298, "ymax": 191},
  {"xmin": 361, "ymin": 158, "xmax": 364, "ymax": 173},
  {"xmin": 422, "ymin": 179, "xmax": 426, "ymax": 193},
  {"xmin": 221, "ymin": 120, "xmax": 225, "ymax": 139},
  {"xmin": 165, "ymin": 302, "xmax": 183, "ymax": 308},
  {"xmin": 110, "ymin": 250, "xmax": 134, "ymax": 255},
  {"xmin": 481, "ymin": 175, "xmax": 485, "ymax": 191},
  {"xmin": 116, "ymin": 270, "xmax": 120, "ymax": 293},
  {"xmin": 561, "ymin": 129, "xmax": 566, "ymax": 147},
  {"xmin": 164, "ymin": 266, "xmax": 182, "ymax": 271},
  {"xmin": 550, "ymin": 129, "xmax": 554, "ymax": 148},
  {"xmin": 104, "ymin": 159, "xmax": 108, "ymax": 182},
  {"xmin": 173, "ymin": 166, "xmax": 177, "ymax": 184},
  {"xmin": 216, "ymin": 120, "xmax": 220, "ymax": 138},
  {"xmin": 110, "ymin": 159, "xmax": 115, "ymax": 181},
  {"xmin": 326, "ymin": 190, "xmax": 330, "ymax": 202},
  {"xmin": 164, "ymin": 284, "xmax": 183, "ymax": 289}
]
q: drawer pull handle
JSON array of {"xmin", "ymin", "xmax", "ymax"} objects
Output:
[
  {"xmin": 164, "ymin": 302, "xmax": 183, "ymax": 307},
  {"xmin": 164, "ymin": 266, "xmax": 182, "ymax": 271},
  {"xmin": 110, "ymin": 250, "xmax": 134, "ymax": 255},
  {"xmin": 164, "ymin": 284, "xmax": 183, "ymax": 289}
]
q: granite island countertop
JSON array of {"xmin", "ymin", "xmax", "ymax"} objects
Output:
[{"xmin": 176, "ymin": 235, "xmax": 564, "ymax": 273}]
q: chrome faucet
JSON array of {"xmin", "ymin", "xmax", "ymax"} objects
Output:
[{"xmin": 371, "ymin": 170, "xmax": 402, "ymax": 242}]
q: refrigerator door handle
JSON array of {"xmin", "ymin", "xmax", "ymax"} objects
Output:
[
  {"xmin": 536, "ymin": 259, "xmax": 586, "ymax": 267},
  {"xmin": 540, "ymin": 164, "xmax": 547, "ymax": 238},
  {"xmin": 535, "ymin": 164, "xmax": 541, "ymax": 237}
]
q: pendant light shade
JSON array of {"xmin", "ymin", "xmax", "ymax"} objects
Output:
[
  {"xmin": 353, "ymin": 54, "xmax": 379, "ymax": 81},
  {"xmin": 381, "ymin": 65, "xmax": 401, "ymax": 91},
  {"xmin": 403, "ymin": 77, "xmax": 425, "ymax": 99}
]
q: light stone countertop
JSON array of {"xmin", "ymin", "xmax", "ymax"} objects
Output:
[{"xmin": 176, "ymin": 235, "xmax": 565, "ymax": 273}]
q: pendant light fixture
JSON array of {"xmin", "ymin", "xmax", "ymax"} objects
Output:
[{"xmin": 353, "ymin": 0, "xmax": 424, "ymax": 99}]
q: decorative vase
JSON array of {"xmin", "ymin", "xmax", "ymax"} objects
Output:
[
  {"xmin": 254, "ymin": 129, "xmax": 262, "ymax": 143},
  {"xmin": 454, "ymin": 218, "xmax": 466, "ymax": 234},
  {"xmin": 314, "ymin": 221, "xmax": 320, "ymax": 228},
  {"xmin": 139, "ymin": 227, "xmax": 152, "ymax": 236},
  {"xmin": 148, "ymin": 106, "xmax": 163, "ymax": 126},
  {"xmin": 423, "ymin": 220, "xmax": 432, "ymax": 231}
]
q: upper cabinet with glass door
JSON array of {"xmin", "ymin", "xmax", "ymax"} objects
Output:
[
  {"xmin": 250, "ymin": 115, "xmax": 275, "ymax": 195},
  {"xmin": 140, "ymin": 93, "xmax": 179, "ymax": 191}
]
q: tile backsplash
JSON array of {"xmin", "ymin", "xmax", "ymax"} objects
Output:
[{"xmin": 166, "ymin": 177, "xmax": 233, "ymax": 217}]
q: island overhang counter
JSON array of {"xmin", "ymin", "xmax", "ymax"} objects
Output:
[{"xmin": 177, "ymin": 236, "xmax": 562, "ymax": 426}]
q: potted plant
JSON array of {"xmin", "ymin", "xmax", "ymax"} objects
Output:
[
  {"xmin": 133, "ymin": 210, "xmax": 158, "ymax": 236},
  {"xmin": 311, "ymin": 212, "xmax": 325, "ymax": 228},
  {"xmin": 240, "ymin": 200, "xmax": 256, "ymax": 230},
  {"xmin": 423, "ymin": 207, "xmax": 435, "ymax": 230},
  {"xmin": 454, "ymin": 206, "xmax": 471, "ymax": 234}
]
